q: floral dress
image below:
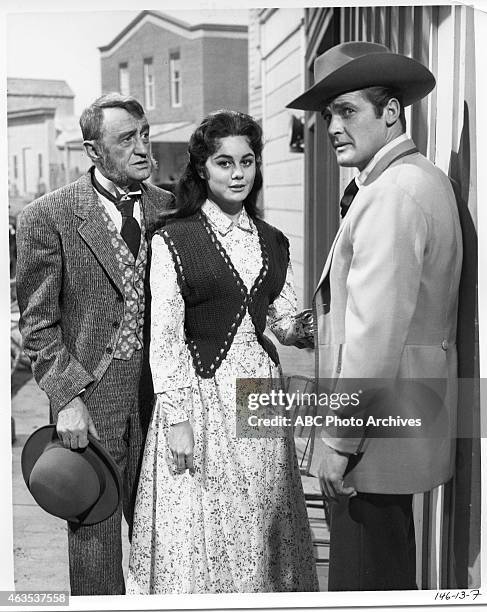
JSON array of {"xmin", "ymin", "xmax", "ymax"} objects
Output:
[{"xmin": 126, "ymin": 200, "xmax": 318, "ymax": 594}]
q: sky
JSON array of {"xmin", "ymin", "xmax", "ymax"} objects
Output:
[
  {"xmin": 6, "ymin": 8, "xmax": 249, "ymax": 115},
  {"xmin": 5, "ymin": 1, "xmax": 487, "ymax": 115}
]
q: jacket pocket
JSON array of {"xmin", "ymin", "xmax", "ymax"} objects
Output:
[{"xmin": 401, "ymin": 344, "xmax": 449, "ymax": 378}]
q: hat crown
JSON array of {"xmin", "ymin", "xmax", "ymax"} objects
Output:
[
  {"xmin": 21, "ymin": 425, "xmax": 122, "ymax": 526},
  {"xmin": 314, "ymin": 42, "xmax": 391, "ymax": 82},
  {"xmin": 287, "ymin": 40, "xmax": 435, "ymax": 110},
  {"xmin": 29, "ymin": 446, "xmax": 100, "ymax": 519}
]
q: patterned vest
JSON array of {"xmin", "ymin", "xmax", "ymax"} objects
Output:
[
  {"xmin": 96, "ymin": 198, "xmax": 148, "ymax": 360},
  {"xmin": 160, "ymin": 212, "xmax": 289, "ymax": 378}
]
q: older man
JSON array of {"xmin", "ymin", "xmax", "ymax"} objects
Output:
[
  {"xmin": 288, "ymin": 43, "xmax": 462, "ymax": 590},
  {"xmin": 16, "ymin": 93, "xmax": 174, "ymax": 595}
]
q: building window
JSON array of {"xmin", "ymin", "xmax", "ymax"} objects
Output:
[
  {"xmin": 169, "ymin": 51, "xmax": 181, "ymax": 107},
  {"xmin": 13, "ymin": 155, "xmax": 18, "ymax": 179},
  {"xmin": 144, "ymin": 58, "xmax": 155, "ymax": 109},
  {"xmin": 119, "ymin": 62, "xmax": 130, "ymax": 95},
  {"xmin": 38, "ymin": 153, "xmax": 43, "ymax": 178}
]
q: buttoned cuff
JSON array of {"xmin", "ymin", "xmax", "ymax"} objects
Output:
[{"xmin": 157, "ymin": 388, "xmax": 191, "ymax": 425}]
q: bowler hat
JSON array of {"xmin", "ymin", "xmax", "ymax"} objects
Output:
[
  {"xmin": 21, "ymin": 425, "xmax": 121, "ymax": 525},
  {"xmin": 287, "ymin": 42, "xmax": 435, "ymax": 110}
]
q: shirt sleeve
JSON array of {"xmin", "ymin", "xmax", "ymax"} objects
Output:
[
  {"xmin": 150, "ymin": 232, "xmax": 194, "ymax": 423},
  {"xmin": 267, "ymin": 261, "xmax": 299, "ymax": 344},
  {"xmin": 156, "ymin": 389, "xmax": 193, "ymax": 425}
]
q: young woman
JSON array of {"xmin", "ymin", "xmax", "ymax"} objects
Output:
[{"xmin": 127, "ymin": 110, "xmax": 318, "ymax": 594}]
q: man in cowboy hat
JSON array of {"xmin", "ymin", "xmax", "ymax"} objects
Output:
[
  {"xmin": 288, "ymin": 43, "xmax": 462, "ymax": 589},
  {"xmin": 16, "ymin": 93, "xmax": 174, "ymax": 595}
]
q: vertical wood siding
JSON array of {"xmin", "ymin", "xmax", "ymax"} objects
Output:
[
  {"xmin": 249, "ymin": 3, "xmax": 480, "ymax": 591},
  {"xmin": 248, "ymin": 10, "xmax": 263, "ymax": 121},
  {"xmin": 303, "ymin": 4, "xmax": 479, "ymax": 590},
  {"xmin": 257, "ymin": 9, "xmax": 306, "ymax": 307}
]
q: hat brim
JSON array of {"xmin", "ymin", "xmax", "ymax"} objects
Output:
[
  {"xmin": 21, "ymin": 425, "xmax": 122, "ymax": 526},
  {"xmin": 287, "ymin": 52, "xmax": 435, "ymax": 110}
]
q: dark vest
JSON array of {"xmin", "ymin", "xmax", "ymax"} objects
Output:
[{"xmin": 160, "ymin": 212, "xmax": 289, "ymax": 378}]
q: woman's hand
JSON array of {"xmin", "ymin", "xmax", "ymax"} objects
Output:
[
  {"xmin": 286, "ymin": 308, "xmax": 315, "ymax": 348},
  {"xmin": 168, "ymin": 420, "xmax": 195, "ymax": 473}
]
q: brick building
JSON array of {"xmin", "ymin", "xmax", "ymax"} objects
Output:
[{"xmin": 99, "ymin": 10, "xmax": 248, "ymax": 187}]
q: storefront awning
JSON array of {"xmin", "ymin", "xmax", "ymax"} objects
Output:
[{"xmin": 150, "ymin": 121, "xmax": 196, "ymax": 143}]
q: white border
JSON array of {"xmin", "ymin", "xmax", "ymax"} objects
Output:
[{"xmin": 2, "ymin": 1, "xmax": 486, "ymax": 611}]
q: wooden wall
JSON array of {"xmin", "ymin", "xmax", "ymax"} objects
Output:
[
  {"xmin": 250, "ymin": 8, "xmax": 307, "ymax": 308},
  {"xmin": 304, "ymin": 4, "xmax": 480, "ymax": 590},
  {"xmin": 248, "ymin": 3, "xmax": 481, "ymax": 590}
]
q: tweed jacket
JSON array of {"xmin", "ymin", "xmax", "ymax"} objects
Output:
[
  {"xmin": 312, "ymin": 138, "xmax": 463, "ymax": 494},
  {"xmin": 16, "ymin": 171, "xmax": 175, "ymax": 419}
]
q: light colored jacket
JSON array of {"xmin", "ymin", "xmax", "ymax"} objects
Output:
[{"xmin": 312, "ymin": 138, "xmax": 463, "ymax": 494}]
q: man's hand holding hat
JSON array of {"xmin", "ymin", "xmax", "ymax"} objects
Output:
[
  {"xmin": 22, "ymin": 424, "xmax": 122, "ymax": 526},
  {"xmin": 57, "ymin": 396, "xmax": 100, "ymax": 449}
]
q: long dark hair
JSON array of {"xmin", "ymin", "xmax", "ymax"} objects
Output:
[{"xmin": 175, "ymin": 110, "xmax": 263, "ymax": 219}]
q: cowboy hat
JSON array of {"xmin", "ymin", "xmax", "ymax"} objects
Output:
[
  {"xmin": 287, "ymin": 41, "xmax": 435, "ymax": 111},
  {"xmin": 21, "ymin": 425, "xmax": 121, "ymax": 526}
]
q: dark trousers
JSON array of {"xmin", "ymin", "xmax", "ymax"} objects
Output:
[
  {"xmin": 328, "ymin": 492, "xmax": 417, "ymax": 591},
  {"xmin": 67, "ymin": 352, "xmax": 145, "ymax": 596}
]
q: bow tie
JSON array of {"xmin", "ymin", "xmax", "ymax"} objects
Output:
[
  {"xmin": 340, "ymin": 178, "xmax": 359, "ymax": 218},
  {"xmin": 91, "ymin": 169, "xmax": 141, "ymax": 208},
  {"xmin": 91, "ymin": 168, "xmax": 142, "ymax": 258},
  {"xmin": 112, "ymin": 190, "xmax": 142, "ymax": 220}
]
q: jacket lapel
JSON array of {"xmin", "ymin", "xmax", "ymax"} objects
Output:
[
  {"xmin": 314, "ymin": 138, "xmax": 418, "ymax": 298},
  {"xmin": 362, "ymin": 137, "xmax": 417, "ymax": 186},
  {"xmin": 141, "ymin": 183, "xmax": 179, "ymax": 243},
  {"xmin": 314, "ymin": 220, "xmax": 346, "ymax": 296},
  {"xmin": 73, "ymin": 173, "xmax": 124, "ymax": 294},
  {"xmin": 140, "ymin": 185, "xmax": 161, "ymax": 239}
]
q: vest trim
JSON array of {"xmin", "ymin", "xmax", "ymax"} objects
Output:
[{"xmin": 161, "ymin": 212, "xmax": 288, "ymax": 377}]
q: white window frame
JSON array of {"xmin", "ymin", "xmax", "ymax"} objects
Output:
[
  {"xmin": 119, "ymin": 62, "xmax": 130, "ymax": 96},
  {"xmin": 169, "ymin": 51, "xmax": 181, "ymax": 108},
  {"xmin": 143, "ymin": 58, "xmax": 155, "ymax": 110}
]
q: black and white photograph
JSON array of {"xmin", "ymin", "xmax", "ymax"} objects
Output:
[{"xmin": 1, "ymin": 0, "xmax": 486, "ymax": 609}]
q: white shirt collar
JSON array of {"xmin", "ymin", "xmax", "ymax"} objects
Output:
[
  {"xmin": 202, "ymin": 199, "xmax": 255, "ymax": 236},
  {"xmin": 356, "ymin": 133, "xmax": 410, "ymax": 187},
  {"xmin": 93, "ymin": 167, "xmax": 142, "ymax": 231},
  {"xmin": 94, "ymin": 167, "xmax": 122, "ymax": 198},
  {"xmin": 94, "ymin": 167, "xmax": 142, "ymax": 197}
]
